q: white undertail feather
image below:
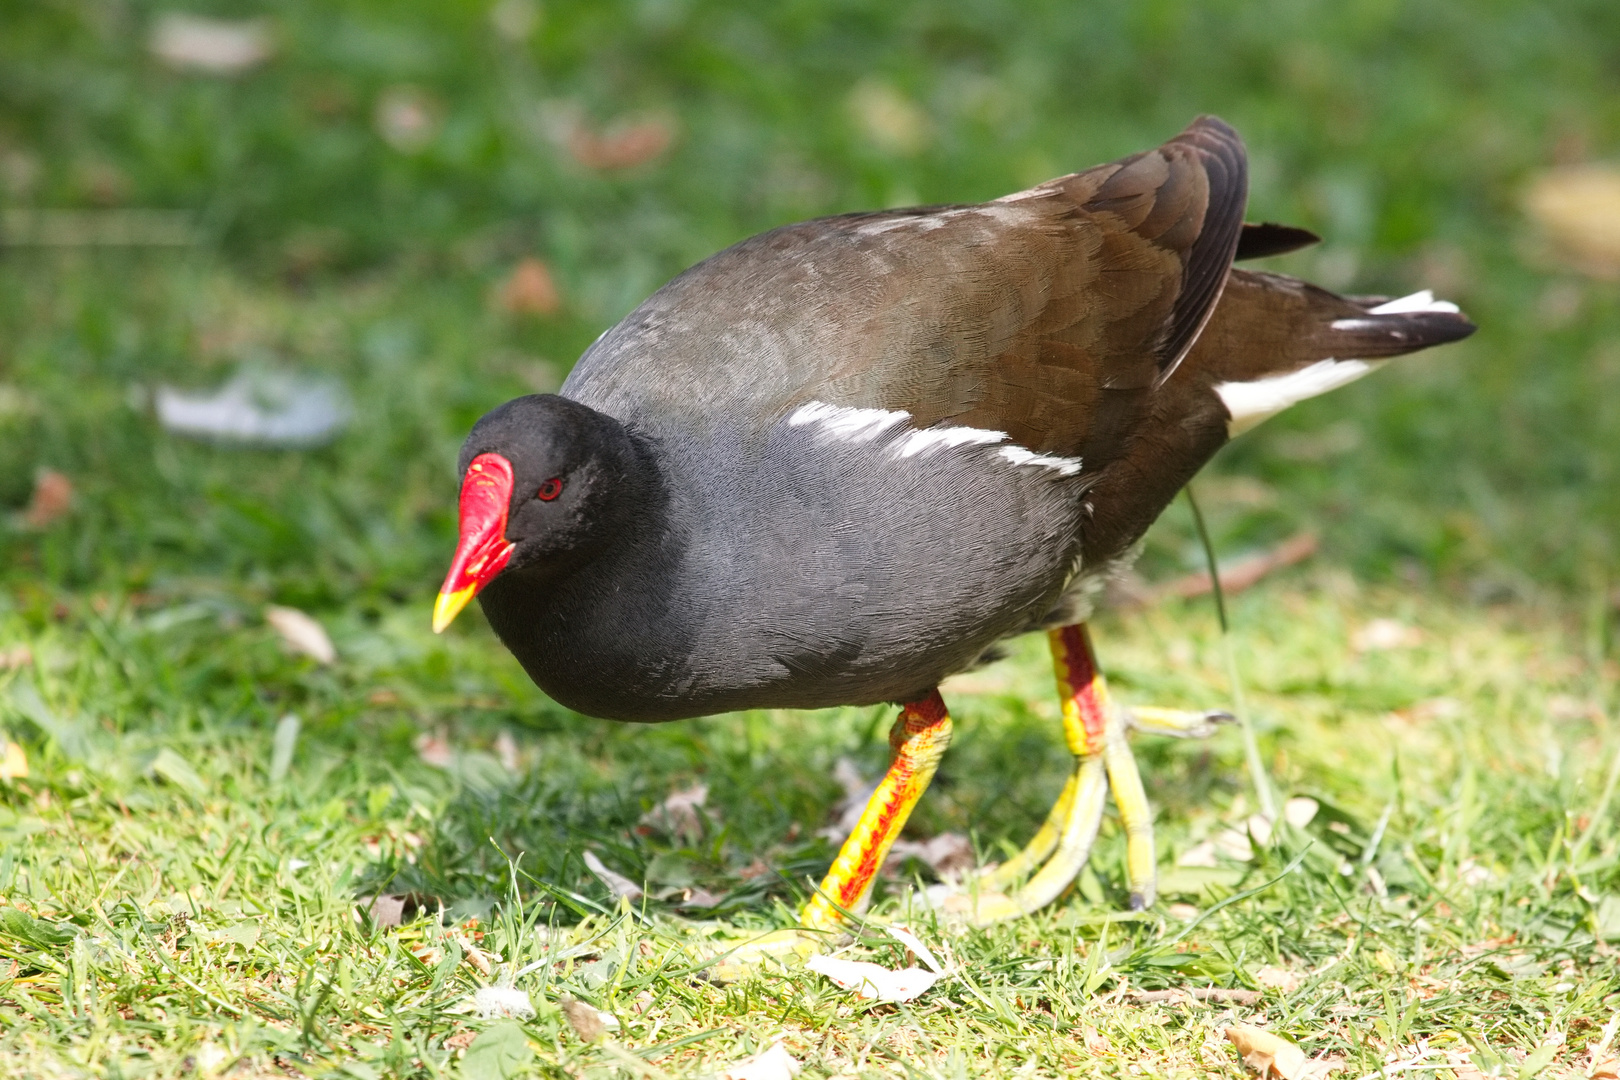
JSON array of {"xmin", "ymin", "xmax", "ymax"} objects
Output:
[
  {"xmin": 1216, "ymin": 358, "xmax": 1379, "ymax": 437},
  {"xmin": 1214, "ymin": 290, "xmax": 1458, "ymax": 437},
  {"xmin": 1365, "ymin": 290, "xmax": 1460, "ymax": 316},
  {"xmin": 787, "ymin": 401, "xmax": 1083, "ymax": 475}
]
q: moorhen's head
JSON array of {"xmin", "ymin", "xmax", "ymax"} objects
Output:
[{"xmin": 432, "ymin": 394, "xmax": 636, "ymax": 632}]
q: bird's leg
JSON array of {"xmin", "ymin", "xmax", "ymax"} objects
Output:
[
  {"xmin": 703, "ymin": 692, "xmax": 953, "ymax": 981},
  {"xmin": 1109, "ymin": 702, "xmax": 1232, "ymax": 909},
  {"xmin": 976, "ymin": 769, "xmax": 1078, "ymax": 891},
  {"xmin": 964, "ymin": 626, "xmax": 1113, "ymax": 921},
  {"xmin": 966, "ymin": 624, "xmax": 1229, "ymax": 923},
  {"xmin": 800, "ymin": 690, "xmax": 954, "ymax": 932}
]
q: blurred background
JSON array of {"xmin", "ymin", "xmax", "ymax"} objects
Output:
[
  {"xmin": 0, "ymin": 0, "xmax": 1618, "ymax": 895},
  {"xmin": 1, "ymin": 0, "xmax": 1617, "ymax": 608}
]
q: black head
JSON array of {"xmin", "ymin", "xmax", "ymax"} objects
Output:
[{"xmin": 434, "ymin": 394, "xmax": 644, "ymax": 631}]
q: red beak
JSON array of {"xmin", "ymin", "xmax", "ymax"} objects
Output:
[{"xmin": 433, "ymin": 452, "xmax": 517, "ymax": 633}]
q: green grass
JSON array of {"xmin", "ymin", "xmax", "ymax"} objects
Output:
[
  {"xmin": 1, "ymin": 582, "xmax": 1618, "ymax": 1076},
  {"xmin": 2, "ymin": 0, "xmax": 1620, "ymax": 1076}
]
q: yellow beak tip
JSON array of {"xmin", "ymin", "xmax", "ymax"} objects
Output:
[{"xmin": 432, "ymin": 587, "xmax": 476, "ymax": 634}]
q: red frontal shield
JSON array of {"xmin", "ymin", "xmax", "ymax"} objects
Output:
[{"xmin": 433, "ymin": 453, "xmax": 516, "ymax": 632}]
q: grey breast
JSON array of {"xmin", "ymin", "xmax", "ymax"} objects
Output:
[{"xmin": 571, "ymin": 404, "xmax": 1089, "ymax": 717}]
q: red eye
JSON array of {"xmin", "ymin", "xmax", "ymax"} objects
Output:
[{"xmin": 536, "ymin": 477, "xmax": 564, "ymax": 501}]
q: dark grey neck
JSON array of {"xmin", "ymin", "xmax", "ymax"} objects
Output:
[{"xmin": 475, "ymin": 422, "xmax": 689, "ymax": 716}]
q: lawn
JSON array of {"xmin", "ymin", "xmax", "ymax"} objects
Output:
[{"xmin": 1, "ymin": 0, "xmax": 1619, "ymax": 1076}]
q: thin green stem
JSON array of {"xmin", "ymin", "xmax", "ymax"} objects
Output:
[
  {"xmin": 1571, "ymin": 738, "xmax": 1620, "ymax": 862},
  {"xmin": 1186, "ymin": 486, "xmax": 1278, "ymax": 824}
]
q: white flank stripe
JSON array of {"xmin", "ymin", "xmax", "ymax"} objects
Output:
[
  {"xmin": 998, "ymin": 445, "xmax": 1084, "ymax": 475},
  {"xmin": 1215, "ymin": 358, "xmax": 1378, "ymax": 437},
  {"xmin": 787, "ymin": 402, "xmax": 907, "ymax": 443},
  {"xmin": 788, "ymin": 401, "xmax": 1082, "ymax": 475},
  {"xmin": 892, "ymin": 425, "xmax": 1006, "ymax": 457}
]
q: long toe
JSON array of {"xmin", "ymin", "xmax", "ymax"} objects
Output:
[
  {"xmin": 1126, "ymin": 704, "xmax": 1235, "ymax": 739},
  {"xmin": 704, "ymin": 928, "xmax": 825, "ymax": 983},
  {"xmin": 1103, "ymin": 730, "xmax": 1159, "ymax": 908},
  {"xmin": 965, "ymin": 755, "xmax": 1111, "ymax": 925},
  {"xmin": 977, "ymin": 769, "xmax": 1079, "ymax": 893}
]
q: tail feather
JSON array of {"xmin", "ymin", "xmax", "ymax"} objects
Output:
[
  {"xmin": 1324, "ymin": 290, "xmax": 1475, "ymax": 359},
  {"xmin": 1235, "ymin": 221, "xmax": 1320, "ymax": 261},
  {"xmin": 1181, "ymin": 271, "xmax": 1476, "ymax": 436}
]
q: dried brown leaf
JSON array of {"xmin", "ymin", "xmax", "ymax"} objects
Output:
[
  {"xmin": 23, "ymin": 469, "xmax": 73, "ymax": 528},
  {"xmin": 678, "ymin": 887, "xmax": 726, "ymax": 909},
  {"xmin": 0, "ymin": 741, "xmax": 27, "ymax": 780},
  {"xmin": 1526, "ymin": 165, "xmax": 1620, "ymax": 278},
  {"xmin": 559, "ymin": 996, "xmax": 615, "ymax": 1042},
  {"xmin": 495, "ymin": 258, "xmax": 561, "ymax": 316},
  {"xmin": 568, "ymin": 116, "xmax": 675, "ymax": 170},
  {"xmin": 375, "ymin": 87, "xmax": 440, "ymax": 153},
  {"xmin": 414, "ymin": 730, "xmax": 453, "ymax": 768},
  {"xmin": 1225, "ymin": 1025, "xmax": 1340, "ymax": 1080},
  {"xmin": 365, "ymin": 895, "xmax": 409, "ymax": 928},
  {"xmin": 265, "ymin": 605, "xmax": 335, "ymax": 664},
  {"xmin": 638, "ymin": 782, "xmax": 710, "ymax": 842},
  {"xmin": 887, "ymin": 832, "xmax": 975, "ymax": 879},
  {"xmin": 847, "ymin": 80, "xmax": 930, "ymax": 155},
  {"xmin": 1255, "ymin": 966, "xmax": 1303, "ymax": 993},
  {"xmin": 721, "ymin": 1040, "xmax": 802, "ymax": 1080},
  {"xmin": 805, "ymin": 954, "xmax": 940, "ymax": 1002},
  {"xmin": 150, "ymin": 15, "xmax": 273, "ymax": 74},
  {"xmin": 1284, "ymin": 797, "xmax": 1320, "ymax": 828},
  {"xmin": 1352, "ymin": 618, "xmax": 1423, "ymax": 652},
  {"xmin": 454, "ymin": 931, "xmax": 493, "ymax": 977},
  {"xmin": 582, "ymin": 850, "xmax": 643, "ymax": 901}
]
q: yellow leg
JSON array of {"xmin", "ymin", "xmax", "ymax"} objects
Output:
[
  {"xmin": 977, "ymin": 624, "xmax": 1104, "ymax": 894},
  {"xmin": 1104, "ymin": 725, "xmax": 1156, "ymax": 909},
  {"xmin": 962, "ymin": 754, "xmax": 1109, "ymax": 923},
  {"xmin": 984, "ymin": 705, "xmax": 1229, "ymax": 893},
  {"xmin": 800, "ymin": 690, "xmax": 954, "ymax": 932},
  {"xmin": 963, "ymin": 625, "xmax": 1229, "ymax": 922},
  {"xmin": 704, "ymin": 692, "xmax": 953, "ymax": 980}
]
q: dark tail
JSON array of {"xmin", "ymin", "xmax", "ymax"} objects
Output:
[
  {"xmin": 1325, "ymin": 294, "xmax": 1477, "ymax": 358},
  {"xmin": 1179, "ymin": 265, "xmax": 1475, "ymax": 434},
  {"xmin": 1185, "ymin": 267, "xmax": 1475, "ymax": 386}
]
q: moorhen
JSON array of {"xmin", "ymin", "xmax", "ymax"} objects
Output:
[{"xmin": 434, "ymin": 116, "xmax": 1473, "ymax": 931}]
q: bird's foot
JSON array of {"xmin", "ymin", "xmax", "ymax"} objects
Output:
[
  {"xmin": 702, "ymin": 927, "xmax": 829, "ymax": 983},
  {"xmin": 928, "ymin": 625, "xmax": 1234, "ymax": 925},
  {"xmin": 1124, "ymin": 704, "xmax": 1235, "ymax": 739},
  {"xmin": 708, "ymin": 692, "xmax": 955, "ymax": 980},
  {"xmin": 916, "ymin": 752, "xmax": 1110, "ymax": 925}
]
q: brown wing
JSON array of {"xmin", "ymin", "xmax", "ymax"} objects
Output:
[
  {"xmin": 901, "ymin": 114, "xmax": 1248, "ymax": 458},
  {"xmin": 565, "ymin": 117, "xmax": 1248, "ymax": 461}
]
